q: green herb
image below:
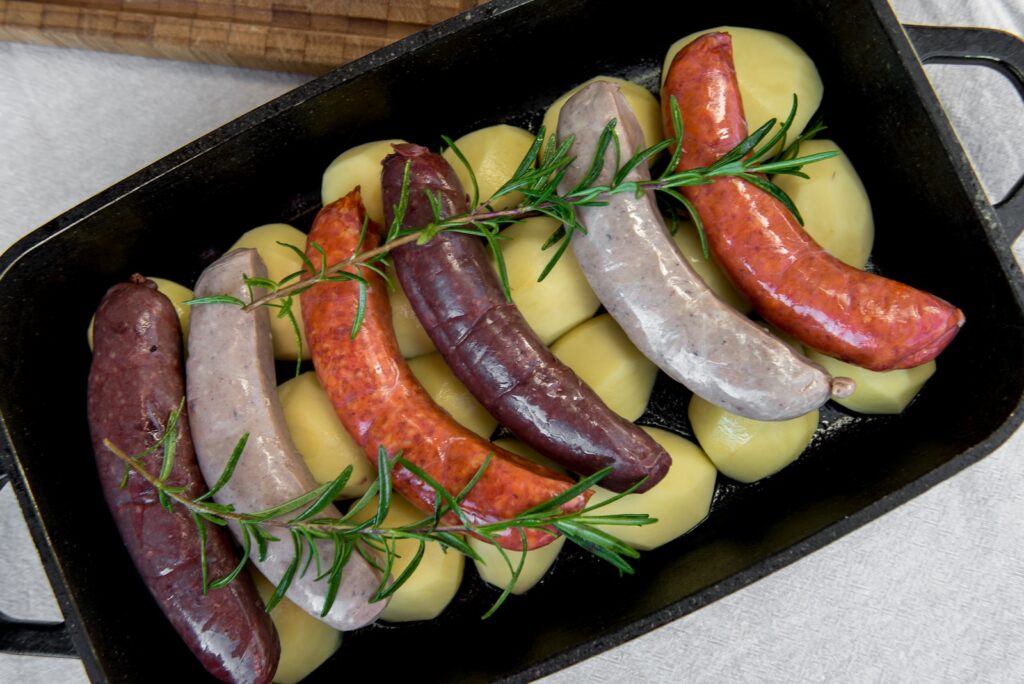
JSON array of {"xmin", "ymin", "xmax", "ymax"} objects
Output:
[
  {"xmin": 104, "ymin": 405, "xmax": 656, "ymax": 618},
  {"xmin": 232, "ymin": 95, "xmax": 835, "ymax": 333}
]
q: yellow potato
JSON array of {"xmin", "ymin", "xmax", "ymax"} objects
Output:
[
  {"xmin": 542, "ymin": 76, "xmax": 663, "ymax": 160},
  {"xmin": 229, "ymin": 224, "xmax": 310, "ymax": 361},
  {"xmin": 663, "ymin": 27, "xmax": 823, "ymax": 146},
  {"xmin": 87, "ymin": 276, "xmax": 192, "ymax": 351},
  {"xmin": 469, "ymin": 438, "xmax": 565, "ymax": 593},
  {"xmin": 321, "ymin": 139, "xmax": 406, "ymax": 225},
  {"xmin": 442, "ymin": 125, "xmax": 536, "ymax": 210},
  {"xmin": 499, "ymin": 215, "xmax": 601, "ymax": 344},
  {"xmin": 550, "ymin": 313, "xmax": 657, "ymax": 422},
  {"xmin": 277, "ymin": 371, "xmax": 375, "ymax": 498},
  {"xmin": 407, "ymin": 352, "xmax": 498, "ymax": 439},
  {"xmin": 587, "ymin": 427, "xmax": 716, "ymax": 551},
  {"xmin": 670, "ymin": 221, "xmax": 752, "ymax": 315},
  {"xmin": 251, "ymin": 569, "xmax": 341, "ymax": 684},
  {"xmin": 386, "ymin": 265, "xmax": 436, "ymax": 358},
  {"xmin": 469, "ymin": 534, "xmax": 566, "ymax": 596},
  {"xmin": 807, "ymin": 350, "xmax": 936, "ymax": 415},
  {"xmin": 348, "ymin": 494, "xmax": 465, "ymax": 622},
  {"xmin": 688, "ymin": 394, "xmax": 819, "ymax": 483},
  {"xmin": 773, "ymin": 139, "xmax": 874, "ymax": 268}
]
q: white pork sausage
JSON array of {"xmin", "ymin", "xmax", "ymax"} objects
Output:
[
  {"xmin": 186, "ymin": 248, "xmax": 387, "ymax": 630},
  {"xmin": 556, "ymin": 81, "xmax": 851, "ymax": 420}
]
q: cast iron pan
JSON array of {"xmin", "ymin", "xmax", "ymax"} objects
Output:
[{"xmin": 1, "ymin": 0, "xmax": 1023, "ymax": 681}]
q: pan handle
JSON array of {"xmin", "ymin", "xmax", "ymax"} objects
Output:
[
  {"xmin": 904, "ymin": 24, "xmax": 1024, "ymax": 246},
  {"xmin": 0, "ymin": 468, "xmax": 76, "ymax": 657}
]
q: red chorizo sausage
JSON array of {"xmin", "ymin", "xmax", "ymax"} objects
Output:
[
  {"xmin": 300, "ymin": 188, "xmax": 589, "ymax": 551},
  {"xmin": 87, "ymin": 275, "xmax": 279, "ymax": 684},
  {"xmin": 383, "ymin": 143, "xmax": 671, "ymax": 491},
  {"xmin": 661, "ymin": 32, "xmax": 964, "ymax": 371}
]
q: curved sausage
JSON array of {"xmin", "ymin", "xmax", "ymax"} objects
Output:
[
  {"xmin": 186, "ymin": 249, "xmax": 387, "ymax": 631},
  {"xmin": 662, "ymin": 32, "xmax": 964, "ymax": 371},
  {"xmin": 556, "ymin": 81, "xmax": 849, "ymax": 421},
  {"xmin": 87, "ymin": 275, "xmax": 279, "ymax": 684},
  {"xmin": 382, "ymin": 143, "xmax": 671, "ymax": 491},
  {"xmin": 300, "ymin": 188, "xmax": 588, "ymax": 551}
]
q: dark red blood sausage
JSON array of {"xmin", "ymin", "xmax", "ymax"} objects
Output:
[
  {"xmin": 662, "ymin": 32, "xmax": 964, "ymax": 371},
  {"xmin": 87, "ymin": 275, "xmax": 279, "ymax": 684},
  {"xmin": 382, "ymin": 144, "xmax": 671, "ymax": 492},
  {"xmin": 301, "ymin": 189, "xmax": 588, "ymax": 551}
]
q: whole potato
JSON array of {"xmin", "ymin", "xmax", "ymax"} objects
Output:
[
  {"xmin": 688, "ymin": 394, "xmax": 819, "ymax": 483},
  {"xmin": 321, "ymin": 139, "xmax": 406, "ymax": 226},
  {"xmin": 229, "ymin": 223, "xmax": 310, "ymax": 361},
  {"xmin": 442, "ymin": 125, "xmax": 536, "ymax": 210},
  {"xmin": 663, "ymin": 26, "xmax": 823, "ymax": 147},
  {"xmin": 807, "ymin": 350, "xmax": 936, "ymax": 415},
  {"xmin": 773, "ymin": 139, "xmax": 874, "ymax": 268}
]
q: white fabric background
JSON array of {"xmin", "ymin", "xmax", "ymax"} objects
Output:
[{"xmin": 0, "ymin": 0, "xmax": 1022, "ymax": 681}]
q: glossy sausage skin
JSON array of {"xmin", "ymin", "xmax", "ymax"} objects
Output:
[
  {"xmin": 557, "ymin": 82, "xmax": 849, "ymax": 421},
  {"xmin": 87, "ymin": 275, "xmax": 279, "ymax": 684},
  {"xmin": 382, "ymin": 143, "xmax": 671, "ymax": 491},
  {"xmin": 662, "ymin": 32, "xmax": 964, "ymax": 371},
  {"xmin": 187, "ymin": 249, "xmax": 387, "ymax": 630},
  {"xmin": 301, "ymin": 188, "xmax": 588, "ymax": 550}
]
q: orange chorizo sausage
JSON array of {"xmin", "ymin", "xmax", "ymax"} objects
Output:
[
  {"xmin": 662, "ymin": 32, "xmax": 963, "ymax": 371},
  {"xmin": 300, "ymin": 188, "xmax": 589, "ymax": 551}
]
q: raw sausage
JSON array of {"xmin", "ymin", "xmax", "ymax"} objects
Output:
[
  {"xmin": 662, "ymin": 32, "xmax": 964, "ymax": 371},
  {"xmin": 556, "ymin": 81, "xmax": 849, "ymax": 421},
  {"xmin": 186, "ymin": 249, "xmax": 387, "ymax": 631},
  {"xmin": 87, "ymin": 275, "xmax": 279, "ymax": 684},
  {"xmin": 383, "ymin": 143, "xmax": 671, "ymax": 491},
  {"xmin": 300, "ymin": 188, "xmax": 589, "ymax": 550}
]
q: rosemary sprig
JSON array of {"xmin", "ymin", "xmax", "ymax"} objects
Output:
[
  {"xmin": 230, "ymin": 95, "xmax": 836, "ymax": 329},
  {"xmin": 105, "ymin": 404, "xmax": 656, "ymax": 618}
]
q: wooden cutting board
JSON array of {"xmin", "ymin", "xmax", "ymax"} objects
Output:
[{"xmin": 0, "ymin": 1, "xmax": 485, "ymax": 74}]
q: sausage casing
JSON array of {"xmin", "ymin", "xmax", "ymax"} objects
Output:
[
  {"xmin": 301, "ymin": 188, "xmax": 589, "ymax": 550},
  {"xmin": 662, "ymin": 32, "xmax": 964, "ymax": 371},
  {"xmin": 87, "ymin": 275, "xmax": 280, "ymax": 684}
]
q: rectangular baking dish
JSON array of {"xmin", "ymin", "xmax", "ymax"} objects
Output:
[{"xmin": 1, "ymin": 0, "xmax": 1022, "ymax": 681}]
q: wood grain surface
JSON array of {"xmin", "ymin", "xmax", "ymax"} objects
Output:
[{"xmin": 0, "ymin": 1, "xmax": 483, "ymax": 74}]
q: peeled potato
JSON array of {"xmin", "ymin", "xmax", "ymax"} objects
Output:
[
  {"xmin": 277, "ymin": 371, "xmax": 375, "ymax": 498},
  {"xmin": 348, "ymin": 493, "xmax": 465, "ymax": 622},
  {"xmin": 407, "ymin": 352, "xmax": 498, "ymax": 439},
  {"xmin": 251, "ymin": 569, "xmax": 341, "ymax": 684},
  {"xmin": 386, "ymin": 265, "xmax": 436, "ymax": 358},
  {"xmin": 588, "ymin": 427, "xmax": 716, "ymax": 550},
  {"xmin": 807, "ymin": 350, "xmax": 936, "ymax": 415},
  {"xmin": 688, "ymin": 394, "xmax": 819, "ymax": 483},
  {"xmin": 663, "ymin": 26, "xmax": 823, "ymax": 145},
  {"xmin": 542, "ymin": 76, "xmax": 663, "ymax": 159},
  {"xmin": 87, "ymin": 276, "xmax": 193, "ymax": 351},
  {"xmin": 229, "ymin": 223, "xmax": 310, "ymax": 361},
  {"xmin": 469, "ymin": 438, "xmax": 565, "ymax": 593},
  {"xmin": 670, "ymin": 221, "xmax": 752, "ymax": 315},
  {"xmin": 773, "ymin": 139, "xmax": 874, "ymax": 268},
  {"xmin": 442, "ymin": 125, "xmax": 536, "ymax": 210},
  {"xmin": 550, "ymin": 313, "xmax": 657, "ymax": 422},
  {"xmin": 321, "ymin": 138, "xmax": 406, "ymax": 225},
  {"xmin": 470, "ymin": 533, "xmax": 566, "ymax": 596},
  {"xmin": 499, "ymin": 215, "xmax": 601, "ymax": 344}
]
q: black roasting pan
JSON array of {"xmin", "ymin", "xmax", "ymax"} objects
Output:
[{"xmin": 1, "ymin": 0, "xmax": 1023, "ymax": 681}]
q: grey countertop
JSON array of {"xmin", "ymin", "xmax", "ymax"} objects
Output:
[{"xmin": 1, "ymin": 1, "xmax": 1022, "ymax": 681}]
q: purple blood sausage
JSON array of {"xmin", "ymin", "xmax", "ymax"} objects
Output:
[
  {"xmin": 87, "ymin": 274, "xmax": 280, "ymax": 684},
  {"xmin": 383, "ymin": 143, "xmax": 671, "ymax": 492}
]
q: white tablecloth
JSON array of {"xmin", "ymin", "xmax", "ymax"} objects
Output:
[{"xmin": 1, "ymin": 1, "xmax": 1022, "ymax": 681}]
